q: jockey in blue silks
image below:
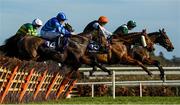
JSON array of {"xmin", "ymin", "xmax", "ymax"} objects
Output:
[{"xmin": 41, "ymin": 12, "xmax": 72, "ymax": 51}]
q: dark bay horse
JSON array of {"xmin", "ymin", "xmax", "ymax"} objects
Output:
[
  {"xmin": 130, "ymin": 28, "xmax": 174, "ymax": 81},
  {"xmin": 81, "ymin": 29, "xmax": 155, "ymax": 77},
  {"xmin": 0, "ymin": 22, "xmax": 75, "ymax": 60},
  {"xmin": 1, "ymin": 29, "xmax": 109, "ymax": 77}
]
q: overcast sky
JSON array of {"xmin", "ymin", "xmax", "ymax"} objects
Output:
[{"xmin": 0, "ymin": 0, "xmax": 180, "ymax": 59}]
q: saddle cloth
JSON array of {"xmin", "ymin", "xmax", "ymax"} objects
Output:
[
  {"xmin": 87, "ymin": 40, "xmax": 108, "ymax": 53},
  {"xmin": 43, "ymin": 36, "xmax": 67, "ymax": 52}
]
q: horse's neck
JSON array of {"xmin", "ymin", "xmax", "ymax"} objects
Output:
[
  {"xmin": 113, "ymin": 33, "xmax": 143, "ymax": 44},
  {"xmin": 78, "ymin": 31, "xmax": 106, "ymax": 43},
  {"xmin": 70, "ymin": 33, "xmax": 93, "ymax": 48},
  {"xmin": 148, "ymin": 32, "xmax": 160, "ymax": 43},
  {"xmin": 78, "ymin": 31, "xmax": 93, "ymax": 37}
]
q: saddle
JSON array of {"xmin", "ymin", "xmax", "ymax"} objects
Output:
[{"xmin": 87, "ymin": 40, "xmax": 108, "ymax": 54}]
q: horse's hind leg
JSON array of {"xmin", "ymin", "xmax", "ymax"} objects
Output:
[{"xmin": 122, "ymin": 56, "xmax": 153, "ymax": 76}]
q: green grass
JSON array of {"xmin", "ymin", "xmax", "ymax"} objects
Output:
[{"xmin": 31, "ymin": 96, "xmax": 180, "ymax": 104}]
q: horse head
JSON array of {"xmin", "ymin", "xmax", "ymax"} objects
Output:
[{"xmin": 158, "ymin": 28, "xmax": 174, "ymax": 52}]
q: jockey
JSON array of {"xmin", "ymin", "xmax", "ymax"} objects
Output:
[
  {"xmin": 40, "ymin": 12, "xmax": 72, "ymax": 51},
  {"xmin": 113, "ymin": 20, "xmax": 136, "ymax": 35},
  {"xmin": 16, "ymin": 18, "xmax": 43, "ymax": 36},
  {"xmin": 83, "ymin": 16, "xmax": 112, "ymax": 40},
  {"xmin": 83, "ymin": 16, "xmax": 112, "ymax": 52},
  {"xmin": 114, "ymin": 20, "xmax": 147, "ymax": 51}
]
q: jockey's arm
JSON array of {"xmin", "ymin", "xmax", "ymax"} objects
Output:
[
  {"xmin": 121, "ymin": 26, "xmax": 128, "ymax": 34},
  {"xmin": 93, "ymin": 23, "xmax": 112, "ymax": 39},
  {"xmin": 99, "ymin": 25, "xmax": 112, "ymax": 39},
  {"xmin": 27, "ymin": 28, "xmax": 38, "ymax": 36},
  {"xmin": 55, "ymin": 22, "xmax": 71, "ymax": 37}
]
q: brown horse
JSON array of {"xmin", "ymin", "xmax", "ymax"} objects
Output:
[
  {"xmin": 81, "ymin": 29, "xmax": 154, "ymax": 77},
  {"xmin": 130, "ymin": 28, "xmax": 174, "ymax": 81},
  {"xmin": 0, "ymin": 22, "xmax": 75, "ymax": 60}
]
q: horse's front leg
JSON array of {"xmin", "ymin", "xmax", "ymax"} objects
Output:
[
  {"xmin": 89, "ymin": 66, "xmax": 97, "ymax": 76},
  {"xmin": 122, "ymin": 56, "xmax": 153, "ymax": 77},
  {"xmin": 142, "ymin": 58, "xmax": 165, "ymax": 81},
  {"xmin": 94, "ymin": 62, "xmax": 112, "ymax": 75}
]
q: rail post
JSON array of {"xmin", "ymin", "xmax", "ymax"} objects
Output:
[
  {"xmin": 91, "ymin": 84, "xmax": 94, "ymax": 98},
  {"xmin": 112, "ymin": 70, "xmax": 115, "ymax": 99},
  {"xmin": 139, "ymin": 82, "xmax": 142, "ymax": 97}
]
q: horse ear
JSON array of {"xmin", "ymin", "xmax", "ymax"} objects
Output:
[
  {"xmin": 162, "ymin": 28, "xmax": 165, "ymax": 32},
  {"xmin": 142, "ymin": 29, "xmax": 146, "ymax": 33},
  {"xmin": 159, "ymin": 29, "xmax": 161, "ymax": 33}
]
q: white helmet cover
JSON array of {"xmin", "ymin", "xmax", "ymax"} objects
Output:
[{"xmin": 32, "ymin": 18, "xmax": 43, "ymax": 26}]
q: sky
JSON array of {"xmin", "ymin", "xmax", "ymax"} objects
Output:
[{"xmin": 0, "ymin": 0, "xmax": 180, "ymax": 59}]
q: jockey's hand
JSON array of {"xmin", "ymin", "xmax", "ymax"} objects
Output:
[{"xmin": 64, "ymin": 23, "xmax": 75, "ymax": 32}]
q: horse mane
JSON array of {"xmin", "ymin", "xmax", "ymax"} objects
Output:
[
  {"xmin": 113, "ymin": 32, "xmax": 144, "ymax": 40},
  {"xmin": 147, "ymin": 32, "xmax": 160, "ymax": 37},
  {"xmin": 70, "ymin": 35, "xmax": 90, "ymax": 45},
  {"xmin": 78, "ymin": 30, "xmax": 98, "ymax": 37}
]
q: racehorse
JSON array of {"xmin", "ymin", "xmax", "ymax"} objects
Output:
[
  {"xmin": 1, "ymin": 26, "xmax": 113, "ymax": 77},
  {"xmin": 130, "ymin": 28, "xmax": 174, "ymax": 81},
  {"xmin": 81, "ymin": 29, "xmax": 155, "ymax": 77},
  {"xmin": 0, "ymin": 23, "xmax": 75, "ymax": 59}
]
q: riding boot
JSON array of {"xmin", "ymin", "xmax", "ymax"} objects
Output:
[
  {"xmin": 61, "ymin": 37, "xmax": 68, "ymax": 52},
  {"xmin": 55, "ymin": 36, "xmax": 64, "ymax": 52}
]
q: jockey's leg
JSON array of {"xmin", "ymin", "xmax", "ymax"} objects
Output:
[
  {"xmin": 55, "ymin": 36, "xmax": 62, "ymax": 51},
  {"xmin": 56, "ymin": 36, "xmax": 68, "ymax": 52}
]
